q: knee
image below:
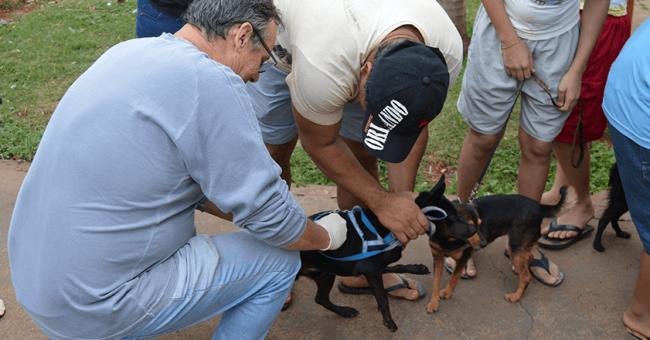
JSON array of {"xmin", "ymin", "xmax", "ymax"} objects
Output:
[
  {"xmin": 521, "ymin": 142, "xmax": 552, "ymax": 161},
  {"xmin": 466, "ymin": 128, "xmax": 500, "ymax": 154},
  {"xmin": 275, "ymin": 248, "xmax": 301, "ymax": 277}
]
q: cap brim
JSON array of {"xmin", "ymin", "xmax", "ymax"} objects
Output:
[{"xmin": 365, "ymin": 129, "xmax": 423, "ymax": 164}]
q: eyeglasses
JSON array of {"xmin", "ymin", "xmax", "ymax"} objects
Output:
[{"xmin": 252, "ymin": 28, "xmax": 278, "ymax": 73}]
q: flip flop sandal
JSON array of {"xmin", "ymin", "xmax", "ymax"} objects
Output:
[
  {"xmin": 627, "ymin": 326, "xmax": 650, "ymax": 340},
  {"xmin": 444, "ymin": 256, "xmax": 475, "ymax": 279},
  {"xmin": 538, "ymin": 220, "xmax": 594, "ymax": 250},
  {"xmin": 504, "ymin": 248, "xmax": 563, "ymax": 287},
  {"xmin": 281, "ymin": 297, "xmax": 291, "ymax": 312},
  {"xmin": 338, "ymin": 274, "xmax": 425, "ymax": 300}
]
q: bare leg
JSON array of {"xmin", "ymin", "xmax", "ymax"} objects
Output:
[
  {"xmin": 517, "ymin": 128, "xmax": 561, "ymax": 285},
  {"xmin": 517, "ymin": 127, "xmax": 553, "ymax": 201},
  {"xmin": 541, "ymin": 141, "xmax": 595, "ymax": 239},
  {"xmin": 456, "ymin": 128, "xmax": 502, "ymax": 201},
  {"xmin": 337, "ymin": 133, "xmax": 425, "ymax": 301},
  {"xmin": 450, "ymin": 127, "xmax": 502, "ymax": 277},
  {"xmin": 624, "ymin": 251, "xmax": 650, "ymax": 339},
  {"xmin": 265, "ymin": 136, "xmax": 300, "ymax": 188}
]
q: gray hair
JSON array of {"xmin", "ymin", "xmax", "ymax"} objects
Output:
[
  {"xmin": 183, "ymin": 0, "xmax": 283, "ymax": 49},
  {"xmin": 363, "ymin": 37, "xmax": 417, "ymax": 103}
]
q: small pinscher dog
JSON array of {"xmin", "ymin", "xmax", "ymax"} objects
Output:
[
  {"xmin": 298, "ymin": 180, "xmax": 476, "ymax": 332},
  {"xmin": 426, "ymin": 176, "xmax": 576, "ymax": 313},
  {"xmin": 594, "ymin": 162, "xmax": 631, "ymax": 252}
]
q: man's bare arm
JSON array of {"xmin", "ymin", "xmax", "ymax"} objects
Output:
[
  {"xmin": 292, "ymin": 104, "xmax": 428, "ymax": 244},
  {"xmin": 556, "ymin": 0, "xmax": 610, "ymax": 111}
]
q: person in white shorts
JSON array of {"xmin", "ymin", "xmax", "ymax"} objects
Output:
[
  {"xmin": 447, "ymin": 0, "xmax": 610, "ymax": 283},
  {"xmin": 246, "ymin": 0, "xmax": 463, "ymax": 305}
]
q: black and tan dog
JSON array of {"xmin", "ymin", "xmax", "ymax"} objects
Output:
[
  {"xmin": 594, "ymin": 162, "xmax": 631, "ymax": 252},
  {"xmin": 426, "ymin": 176, "xmax": 576, "ymax": 313},
  {"xmin": 297, "ymin": 179, "xmax": 480, "ymax": 332}
]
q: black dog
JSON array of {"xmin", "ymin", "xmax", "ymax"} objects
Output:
[
  {"xmin": 594, "ymin": 162, "xmax": 631, "ymax": 252},
  {"xmin": 298, "ymin": 180, "xmax": 476, "ymax": 332},
  {"xmin": 427, "ymin": 181, "xmax": 576, "ymax": 311}
]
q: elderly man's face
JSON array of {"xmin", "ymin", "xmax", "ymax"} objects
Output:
[{"xmin": 241, "ymin": 21, "xmax": 277, "ymax": 83}]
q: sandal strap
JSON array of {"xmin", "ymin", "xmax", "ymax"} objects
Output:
[
  {"xmin": 529, "ymin": 250, "xmax": 551, "ymax": 272},
  {"xmin": 384, "ymin": 274, "xmax": 410, "ymax": 293},
  {"xmin": 547, "ymin": 220, "xmax": 583, "ymax": 235}
]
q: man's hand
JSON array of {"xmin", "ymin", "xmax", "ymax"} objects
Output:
[
  {"xmin": 372, "ymin": 191, "xmax": 430, "ymax": 245},
  {"xmin": 503, "ymin": 41, "xmax": 535, "ymax": 81},
  {"xmin": 556, "ymin": 69, "xmax": 582, "ymax": 112}
]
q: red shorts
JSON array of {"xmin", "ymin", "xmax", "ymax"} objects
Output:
[{"xmin": 555, "ymin": 13, "xmax": 631, "ymax": 144}]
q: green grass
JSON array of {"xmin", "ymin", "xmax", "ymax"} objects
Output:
[
  {"xmin": 0, "ymin": 0, "xmax": 136, "ymax": 160},
  {"xmin": 1, "ymin": 0, "xmax": 617, "ymax": 196}
]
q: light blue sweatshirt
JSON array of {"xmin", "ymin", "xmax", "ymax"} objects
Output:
[{"xmin": 8, "ymin": 33, "xmax": 306, "ymax": 339}]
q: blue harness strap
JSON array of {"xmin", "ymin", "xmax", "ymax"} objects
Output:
[{"xmin": 315, "ymin": 205, "xmax": 447, "ymax": 262}]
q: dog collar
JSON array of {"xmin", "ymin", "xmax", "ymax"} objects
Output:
[{"xmin": 421, "ymin": 206, "xmax": 447, "ymax": 237}]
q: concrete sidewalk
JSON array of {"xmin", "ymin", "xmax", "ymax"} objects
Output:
[{"xmin": 0, "ymin": 159, "xmax": 642, "ymax": 339}]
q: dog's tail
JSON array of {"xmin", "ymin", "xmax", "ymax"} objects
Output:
[{"xmin": 540, "ymin": 185, "xmax": 577, "ymax": 219}]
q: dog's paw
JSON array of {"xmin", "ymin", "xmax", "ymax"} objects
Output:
[
  {"xmin": 426, "ymin": 300, "xmax": 439, "ymax": 313},
  {"xmin": 439, "ymin": 288, "xmax": 454, "ymax": 299},
  {"xmin": 383, "ymin": 319, "xmax": 398, "ymax": 332},
  {"xmin": 505, "ymin": 293, "xmax": 522, "ymax": 303},
  {"xmin": 617, "ymin": 230, "xmax": 632, "ymax": 239},
  {"xmin": 334, "ymin": 306, "xmax": 360, "ymax": 318},
  {"xmin": 593, "ymin": 242, "xmax": 605, "ymax": 252},
  {"xmin": 406, "ymin": 264, "xmax": 430, "ymax": 275}
]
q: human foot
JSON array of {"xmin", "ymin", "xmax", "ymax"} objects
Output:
[
  {"xmin": 541, "ymin": 202, "xmax": 595, "ymax": 240},
  {"xmin": 444, "ymin": 257, "xmax": 476, "ymax": 278},
  {"xmin": 281, "ymin": 293, "xmax": 291, "ymax": 311},
  {"xmin": 540, "ymin": 189, "xmax": 561, "ymax": 206},
  {"xmin": 339, "ymin": 274, "xmax": 424, "ymax": 300},
  {"xmin": 624, "ymin": 304, "xmax": 650, "ymax": 340},
  {"xmin": 529, "ymin": 247, "xmax": 562, "ymax": 286}
]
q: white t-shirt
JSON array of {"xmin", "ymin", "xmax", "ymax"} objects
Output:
[
  {"xmin": 272, "ymin": 0, "xmax": 463, "ymax": 125},
  {"xmin": 504, "ymin": 0, "xmax": 581, "ymax": 40}
]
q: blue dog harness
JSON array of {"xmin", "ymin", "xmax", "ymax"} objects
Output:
[{"xmin": 315, "ymin": 206, "xmax": 447, "ymax": 261}]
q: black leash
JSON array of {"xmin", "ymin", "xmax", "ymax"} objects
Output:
[
  {"xmin": 468, "ymin": 74, "xmax": 584, "ymax": 201},
  {"xmin": 570, "ymin": 101, "xmax": 584, "ymax": 168}
]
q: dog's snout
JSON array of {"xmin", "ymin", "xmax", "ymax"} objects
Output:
[{"xmin": 468, "ymin": 233, "xmax": 483, "ymax": 249}]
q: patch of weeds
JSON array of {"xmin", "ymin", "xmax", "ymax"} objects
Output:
[
  {"xmin": 289, "ymin": 143, "xmax": 334, "ymax": 187},
  {"xmin": 0, "ymin": 0, "xmax": 26, "ymax": 10},
  {"xmin": 589, "ymin": 141, "xmax": 616, "ymax": 194},
  {"xmin": 0, "ymin": 105, "xmax": 46, "ymax": 160}
]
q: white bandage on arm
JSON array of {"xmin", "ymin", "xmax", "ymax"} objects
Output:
[{"xmin": 315, "ymin": 213, "xmax": 348, "ymax": 251}]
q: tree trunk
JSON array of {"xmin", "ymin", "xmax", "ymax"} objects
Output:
[{"xmin": 439, "ymin": 0, "xmax": 470, "ymax": 54}]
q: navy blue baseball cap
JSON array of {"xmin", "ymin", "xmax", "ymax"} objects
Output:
[{"xmin": 362, "ymin": 40, "xmax": 449, "ymax": 163}]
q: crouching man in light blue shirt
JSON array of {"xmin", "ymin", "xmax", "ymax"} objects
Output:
[{"xmin": 7, "ymin": 1, "xmax": 347, "ymax": 339}]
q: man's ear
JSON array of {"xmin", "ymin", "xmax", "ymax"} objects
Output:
[
  {"xmin": 361, "ymin": 61, "xmax": 372, "ymax": 78},
  {"xmin": 233, "ymin": 22, "xmax": 254, "ymax": 51}
]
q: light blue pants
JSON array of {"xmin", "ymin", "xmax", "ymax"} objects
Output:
[{"xmin": 123, "ymin": 230, "xmax": 300, "ymax": 340}]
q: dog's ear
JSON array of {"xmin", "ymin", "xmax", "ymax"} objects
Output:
[{"xmin": 415, "ymin": 174, "xmax": 446, "ymax": 207}]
